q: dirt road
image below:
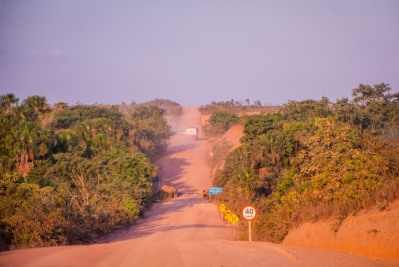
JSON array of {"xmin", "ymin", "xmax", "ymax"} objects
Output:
[{"xmin": 0, "ymin": 107, "xmax": 390, "ymax": 267}]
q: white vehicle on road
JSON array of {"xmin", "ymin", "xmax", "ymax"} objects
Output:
[{"xmin": 185, "ymin": 127, "xmax": 199, "ymax": 140}]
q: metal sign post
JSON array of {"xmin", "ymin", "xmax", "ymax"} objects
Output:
[
  {"xmin": 219, "ymin": 203, "xmax": 226, "ymax": 221},
  {"xmin": 248, "ymin": 221, "xmax": 252, "ymax": 242}
]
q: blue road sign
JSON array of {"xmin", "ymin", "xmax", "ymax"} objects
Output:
[{"xmin": 209, "ymin": 187, "xmax": 223, "ymax": 195}]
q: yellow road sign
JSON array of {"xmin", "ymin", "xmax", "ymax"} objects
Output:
[
  {"xmin": 224, "ymin": 209, "xmax": 239, "ymax": 224},
  {"xmin": 219, "ymin": 203, "xmax": 227, "ymax": 213},
  {"xmin": 224, "ymin": 209, "xmax": 233, "ymax": 219},
  {"xmin": 229, "ymin": 213, "xmax": 240, "ymax": 224}
]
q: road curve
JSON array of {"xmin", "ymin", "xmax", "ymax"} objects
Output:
[{"xmin": 0, "ymin": 107, "xmax": 388, "ymax": 267}]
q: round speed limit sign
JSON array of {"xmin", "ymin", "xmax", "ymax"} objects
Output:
[{"xmin": 241, "ymin": 205, "xmax": 258, "ymax": 221}]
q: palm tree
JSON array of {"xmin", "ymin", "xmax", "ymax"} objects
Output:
[
  {"xmin": 0, "ymin": 93, "xmax": 19, "ymax": 115},
  {"xmin": 23, "ymin": 95, "xmax": 50, "ymax": 120}
]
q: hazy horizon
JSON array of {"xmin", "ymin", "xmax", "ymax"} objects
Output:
[{"xmin": 1, "ymin": 1, "xmax": 398, "ymax": 106}]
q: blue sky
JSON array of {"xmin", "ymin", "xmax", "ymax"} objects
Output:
[{"xmin": 0, "ymin": 0, "xmax": 398, "ymax": 106}]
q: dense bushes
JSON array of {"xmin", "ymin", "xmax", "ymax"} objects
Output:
[
  {"xmin": 50, "ymin": 105, "xmax": 125, "ymax": 130},
  {"xmin": 203, "ymin": 111, "xmax": 240, "ymax": 136},
  {"xmin": 214, "ymin": 83, "xmax": 399, "ymax": 242},
  {"xmin": 129, "ymin": 105, "xmax": 173, "ymax": 159},
  {"xmin": 0, "ymin": 95, "xmax": 171, "ymax": 248}
]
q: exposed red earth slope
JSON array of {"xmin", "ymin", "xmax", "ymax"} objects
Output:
[
  {"xmin": 283, "ymin": 200, "xmax": 399, "ymax": 263},
  {"xmin": 209, "ymin": 124, "xmax": 244, "ymax": 179},
  {"xmin": 221, "ymin": 124, "xmax": 244, "ymax": 151},
  {"xmin": 0, "ymin": 107, "xmax": 391, "ymax": 267}
]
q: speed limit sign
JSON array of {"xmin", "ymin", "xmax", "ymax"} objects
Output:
[
  {"xmin": 241, "ymin": 205, "xmax": 258, "ymax": 221},
  {"xmin": 241, "ymin": 205, "xmax": 258, "ymax": 242}
]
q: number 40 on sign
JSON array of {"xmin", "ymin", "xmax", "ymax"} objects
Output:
[{"xmin": 241, "ymin": 205, "xmax": 258, "ymax": 221}]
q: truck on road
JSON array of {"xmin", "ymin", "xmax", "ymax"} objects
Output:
[{"xmin": 185, "ymin": 127, "xmax": 199, "ymax": 140}]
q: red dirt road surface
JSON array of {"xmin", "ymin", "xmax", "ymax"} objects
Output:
[{"xmin": 0, "ymin": 108, "xmax": 391, "ymax": 267}]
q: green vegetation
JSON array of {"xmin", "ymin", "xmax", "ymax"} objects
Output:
[
  {"xmin": 213, "ymin": 83, "xmax": 399, "ymax": 242},
  {"xmin": 0, "ymin": 94, "xmax": 172, "ymax": 248},
  {"xmin": 204, "ymin": 111, "xmax": 240, "ymax": 136},
  {"xmin": 200, "ymin": 99, "xmax": 280, "ymax": 137},
  {"xmin": 129, "ymin": 105, "xmax": 173, "ymax": 159}
]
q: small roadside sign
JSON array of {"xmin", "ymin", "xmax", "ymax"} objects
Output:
[
  {"xmin": 228, "ymin": 213, "xmax": 240, "ymax": 224},
  {"xmin": 219, "ymin": 203, "xmax": 227, "ymax": 213},
  {"xmin": 209, "ymin": 187, "xmax": 222, "ymax": 195},
  {"xmin": 224, "ymin": 209, "xmax": 233, "ymax": 220},
  {"xmin": 224, "ymin": 209, "xmax": 239, "ymax": 225}
]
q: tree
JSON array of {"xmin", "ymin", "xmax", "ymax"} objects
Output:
[
  {"xmin": 0, "ymin": 182, "xmax": 67, "ymax": 248},
  {"xmin": 0, "ymin": 93, "xmax": 19, "ymax": 116},
  {"xmin": 42, "ymin": 149, "xmax": 155, "ymax": 243},
  {"xmin": 50, "ymin": 105, "xmax": 124, "ymax": 130},
  {"xmin": 21, "ymin": 95, "xmax": 50, "ymax": 121},
  {"xmin": 333, "ymin": 98, "xmax": 357, "ymax": 126},
  {"xmin": 235, "ymin": 166, "xmax": 258, "ymax": 202},
  {"xmin": 351, "ymin": 83, "xmax": 398, "ymax": 133},
  {"xmin": 242, "ymin": 113, "xmax": 284, "ymax": 143},
  {"xmin": 206, "ymin": 111, "xmax": 240, "ymax": 136},
  {"xmin": 283, "ymin": 98, "xmax": 331, "ymax": 121},
  {"xmin": 352, "ymin": 83, "xmax": 391, "ymax": 105},
  {"xmin": 130, "ymin": 106, "xmax": 173, "ymax": 159}
]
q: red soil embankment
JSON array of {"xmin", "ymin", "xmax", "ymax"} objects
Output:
[
  {"xmin": 221, "ymin": 124, "xmax": 244, "ymax": 151},
  {"xmin": 284, "ymin": 200, "xmax": 399, "ymax": 263},
  {"xmin": 208, "ymin": 124, "xmax": 244, "ymax": 180}
]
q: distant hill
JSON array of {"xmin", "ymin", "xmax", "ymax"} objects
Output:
[{"xmin": 118, "ymin": 98, "xmax": 182, "ymax": 116}]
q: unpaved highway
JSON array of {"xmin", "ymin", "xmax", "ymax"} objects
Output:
[{"xmin": 0, "ymin": 107, "xmax": 390, "ymax": 267}]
